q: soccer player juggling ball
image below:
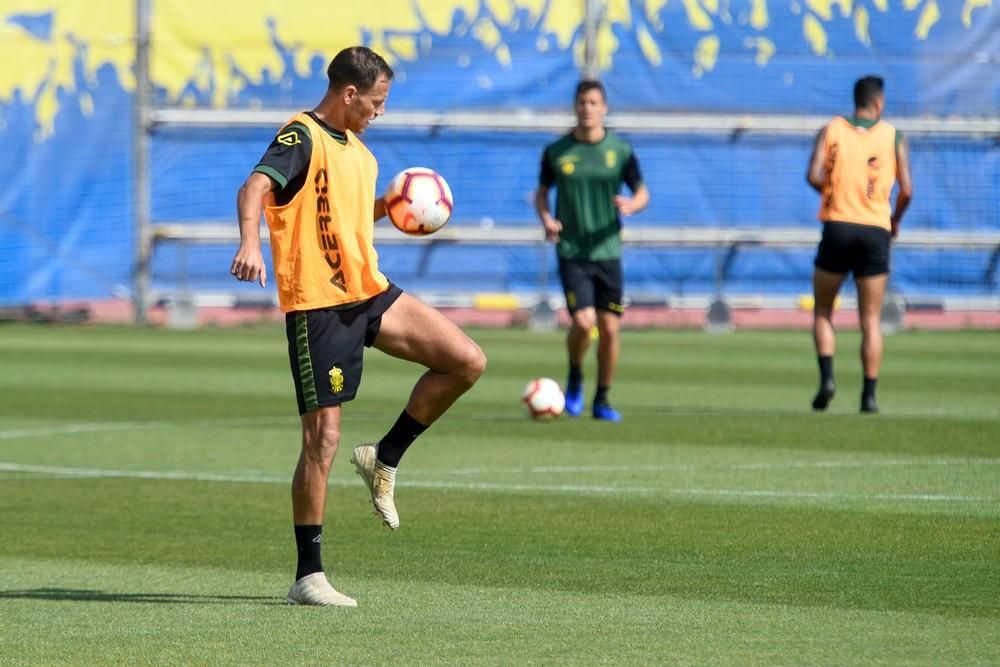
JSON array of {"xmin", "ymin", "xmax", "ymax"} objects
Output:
[{"xmin": 230, "ymin": 46, "xmax": 486, "ymax": 607}]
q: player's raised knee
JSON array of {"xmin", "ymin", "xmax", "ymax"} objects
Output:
[{"xmin": 458, "ymin": 341, "xmax": 487, "ymax": 386}]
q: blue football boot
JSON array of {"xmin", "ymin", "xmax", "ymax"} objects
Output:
[
  {"xmin": 564, "ymin": 382, "xmax": 584, "ymax": 417},
  {"xmin": 592, "ymin": 402, "xmax": 622, "ymax": 422}
]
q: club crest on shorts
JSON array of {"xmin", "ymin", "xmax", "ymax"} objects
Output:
[{"xmin": 328, "ymin": 366, "xmax": 344, "ymax": 393}]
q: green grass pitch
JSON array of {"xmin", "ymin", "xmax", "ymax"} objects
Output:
[{"xmin": 0, "ymin": 323, "xmax": 997, "ymax": 665}]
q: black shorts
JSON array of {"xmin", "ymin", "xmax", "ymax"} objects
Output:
[
  {"xmin": 814, "ymin": 221, "xmax": 891, "ymax": 278},
  {"xmin": 557, "ymin": 258, "xmax": 624, "ymax": 315},
  {"xmin": 285, "ymin": 284, "xmax": 403, "ymax": 415}
]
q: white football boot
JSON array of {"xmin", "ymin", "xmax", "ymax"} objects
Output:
[
  {"xmin": 286, "ymin": 572, "xmax": 357, "ymax": 607},
  {"xmin": 350, "ymin": 443, "xmax": 400, "ymax": 530}
]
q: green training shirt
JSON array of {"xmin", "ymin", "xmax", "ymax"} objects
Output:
[{"xmin": 539, "ymin": 130, "xmax": 643, "ymax": 261}]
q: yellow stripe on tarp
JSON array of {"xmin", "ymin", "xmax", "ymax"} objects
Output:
[
  {"xmin": 473, "ymin": 293, "xmax": 520, "ymax": 311},
  {"xmin": 799, "ymin": 295, "xmax": 841, "ymax": 311}
]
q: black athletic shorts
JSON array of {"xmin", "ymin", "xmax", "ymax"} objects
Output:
[
  {"xmin": 557, "ymin": 258, "xmax": 625, "ymax": 316},
  {"xmin": 284, "ymin": 283, "xmax": 403, "ymax": 415},
  {"xmin": 814, "ymin": 221, "xmax": 891, "ymax": 277}
]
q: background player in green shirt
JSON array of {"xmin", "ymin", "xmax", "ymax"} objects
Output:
[{"xmin": 534, "ymin": 80, "xmax": 650, "ymax": 421}]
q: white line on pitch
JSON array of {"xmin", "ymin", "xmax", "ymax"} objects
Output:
[
  {"xmin": 0, "ymin": 423, "xmax": 170, "ymax": 439},
  {"xmin": 397, "ymin": 479, "xmax": 987, "ymax": 502},
  {"xmin": 0, "ymin": 462, "xmax": 993, "ymax": 504},
  {"xmin": 0, "ymin": 417, "xmax": 294, "ymax": 440},
  {"xmin": 0, "ymin": 462, "xmax": 287, "ymax": 483},
  {"xmin": 4, "ymin": 421, "xmax": 995, "ymax": 475},
  {"xmin": 0, "ymin": 414, "xmax": 409, "ymax": 441},
  {"xmin": 428, "ymin": 458, "xmax": 1000, "ymax": 475}
]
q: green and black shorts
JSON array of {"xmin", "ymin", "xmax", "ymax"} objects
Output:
[
  {"xmin": 557, "ymin": 258, "xmax": 625, "ymax": 315},
  {"xmin": 284, "ymin": 284, "xmax": 403, "ymax": 415}
]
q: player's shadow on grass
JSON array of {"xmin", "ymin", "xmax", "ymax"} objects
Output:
[{"xmin": 0, "ymin": 588, "xmax": 284, "ymax": 605}]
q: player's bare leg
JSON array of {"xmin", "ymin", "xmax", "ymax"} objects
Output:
[
  {"xmin": 564, "ymin": 307, "xmax": 596, "ymax": 416},
  {"xmin": 352, "ymin": 293, "xmax": 486, "ymax": 529},
  {"xmin": 856, "ymin": 273, "xmax": 888, "ymax": 413},
  {"xmin": 812, "ymin": 268, "xmax": 846, "ymax": 410},
  {"xmin": 593, "ymin": 309, "xmax": 622, "ymax": 421},
  {"xmin": 293, "ymin": 406, "xmax": 341, "ymax": 525},
  {"xmin": 374, "ymin": 293, "xmax": 486, "ymax": 423},
  {"xmin": 286, "ymin": 405, "xmax": 357, "ymax": 607}
]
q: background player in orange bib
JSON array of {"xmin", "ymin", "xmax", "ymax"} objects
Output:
[{"xmin": 806, "ymin": 75, "xmax": 913, "ymax": 414}]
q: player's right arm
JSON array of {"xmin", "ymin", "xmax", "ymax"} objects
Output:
[
  {"xmin": 535, "ymin": 149, "xmax": 561, "ymax": 242},
  {"xmin": 231, "ymin": 172, "xmax": 275, "ymax": 287},
  {"xmin": 806, "ymin": 126, "xmax": 829, "ymax": 194},
  {"xmin": 534, "ymin": 185, "xmax": 562, "ymax": 242},
  {"xmin": 231, "ymin": 120, "xmax": 313, "ymax": 287}
]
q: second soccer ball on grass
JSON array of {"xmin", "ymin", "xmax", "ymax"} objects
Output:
[
  {"xmin": 384, "ymin": 167, "xmax": 453, "ymax": 235},
  {"xmin": 521, "ymin": 378, "xmax": 565, "ymax": 420}
]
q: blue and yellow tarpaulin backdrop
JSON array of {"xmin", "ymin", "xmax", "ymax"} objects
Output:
[{"xmin": 0, "ymin": 1, "xmax": 996, "ymax": 303}]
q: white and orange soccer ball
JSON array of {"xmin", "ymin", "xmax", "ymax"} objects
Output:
[
  {"xmin": 384, "ymin": 167, "xmax": 453, "ymax": 235},
  {"xmin": 521, "ymin": 378, "xmax": 565, "ymax": 420}
]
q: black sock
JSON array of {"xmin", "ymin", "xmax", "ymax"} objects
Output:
[
  {"xmin": 594, "ymin": 385, "xmax": 610, "ymax": 406},
  {"xmin": 567, "ymin": 363, "xmax": 583, "ymax": 391},
  {"xmin": 376, "ymin": 410, "xmax": 428, "ymax": 468},
  {"xmin": 294, "ymin": 525, "xmax": 323, "ymax": 581},
  {"xmin": 818, "ymin": 355, "xmax": 834, "ymax": 386},
  {"xmin": 863, "ymin": 377, "xmax": 878, "ymax": 400}
]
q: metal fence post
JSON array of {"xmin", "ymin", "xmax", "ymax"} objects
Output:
[
  {"xmin": 583, "ymin": 0, "xmax": 603, "ymax": 80},
  {"xmin": 133, "ymin": 0, "xmax": 152, "ymax": 324}
]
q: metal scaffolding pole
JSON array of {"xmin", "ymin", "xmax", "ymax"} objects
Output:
[
  {"xmin": 132, "ymin": 0, "xmax": 152, "ymax": 324},
  {"xmin": 582, "ymin": 0, "xmax": 603, "ymax": 80}
]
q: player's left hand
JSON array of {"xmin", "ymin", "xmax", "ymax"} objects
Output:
[{"xmin": 614, "ymin": 195, "xmax": 638, "ymax": 217}]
